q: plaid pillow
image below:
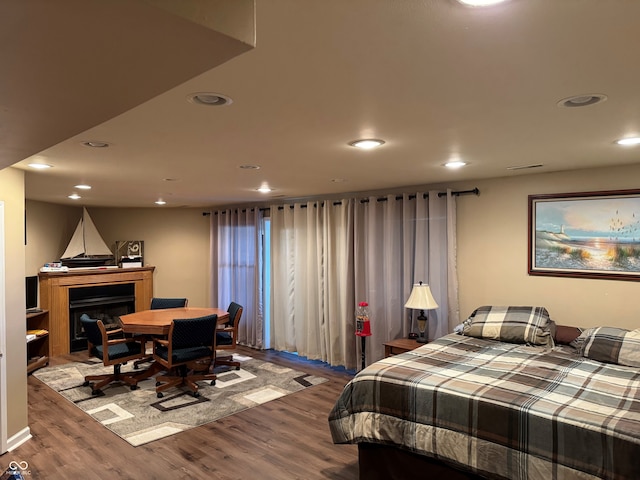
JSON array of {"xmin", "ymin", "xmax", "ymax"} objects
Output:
[
  {"xmin": 578, "ymin": 327, "xmax": 640, "ymax": 367},
  {"xmin": 462, "ymin": 305, "xmax": 554, "ymax": 347}
]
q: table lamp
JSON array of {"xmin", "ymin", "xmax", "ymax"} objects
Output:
[{"xmin": 404, "ymin": 281, "xmax": 438, "ymax": 343}]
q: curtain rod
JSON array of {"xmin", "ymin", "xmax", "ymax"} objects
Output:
[{"xmin": 204, "ymin": 187, "xmax": 479, "ymax": 214}]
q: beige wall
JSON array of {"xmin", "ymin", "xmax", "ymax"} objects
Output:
[
  {"xmin": 25, "ymin": 162, "xmax": 640, "ymax": 336},
  {"xmin": 25, "ymin": 201, "xmax": 80, "ymax": 276},
  {"xmin": 0, "ymin": 167, "xmax": 28, "ymax": 446},
  {"xmin": 26, "ymin": 202, "xmax": 212, "ymax": 307},
  {"xmin": 455, "ymin": 163, "xmax": 640, "ymax": 329},
  {"xmin": 90, "ymin": 207, "xmax": 212, "ymax": 306}
]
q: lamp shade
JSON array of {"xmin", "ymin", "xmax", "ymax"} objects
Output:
[{"xmin": 404, "ymin": 282, "xmax": 439, "ymax": 310}]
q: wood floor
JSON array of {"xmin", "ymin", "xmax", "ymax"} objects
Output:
[{"xmin": 10, "ymin": 346, "xmax": 359, "ymax": 480}]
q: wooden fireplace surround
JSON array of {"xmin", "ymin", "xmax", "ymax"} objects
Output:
[{"xmin": 39, "ymin": 267, "xmax": 154, "ymax": 356}]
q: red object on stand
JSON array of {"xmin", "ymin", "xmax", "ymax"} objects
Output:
[{"xmin": 355, "ymin": 302, "xmax": 371, "ymax": 370}]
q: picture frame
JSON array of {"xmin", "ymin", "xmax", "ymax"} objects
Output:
[{"xmin": 528, "ymin": 189, "xmax": 640, "ymax": 281}]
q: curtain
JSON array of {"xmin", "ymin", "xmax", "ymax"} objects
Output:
[
  {"xmin": 353, "ymin": 191, "xmax": 458, "ymax": 364},
  {"xmin": 210, "ymin": 208, "xmax": 264, "ymax": 349},
  {"xmin": 270, "ymin": 200, "xmax": 355, "ymax": 367}
]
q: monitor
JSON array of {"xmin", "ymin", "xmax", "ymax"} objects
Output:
[{"xmin": 25, "ymin": 275, "xmax": 38, "ymax": 311}]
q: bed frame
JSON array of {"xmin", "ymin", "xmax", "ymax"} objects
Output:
[{"xmin": 358, "ymin": 443, "xmax": 487, "ymax": 480}]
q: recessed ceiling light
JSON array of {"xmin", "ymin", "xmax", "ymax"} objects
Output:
[
  {"xmin": 74, "ymin": 184, "xmax": 91, "ymax": 190},
  {"xmin": 616, "ymin": 137, "xmax": 640, "ymax": 146},
  {"xmin": 349, "ymin": 139, "xmax": 385, "ymax": 150},
  {"xmin": 187, "ymin": 92, "xmax": 233, "ymax": 107},
  {"xmin": 155, "ymin": 199, "xmax": 167, "ymax": 205},
  {"xmin": 28, "ymin": 163, "xmax": 53, "ymax": 169},
  {"xmin": 256, "ymin": 185, "xmax": 273, "ymax": 193},
  {"xmin": 457, "ymin": 0, "xmax": 509, "ymax": 6},
  {"xmin": 239, "ymin": 165, "xmax": 261, "ymax": 170},
  {"xmin": 557, "ymin": 94, "xmax": 607, "ymax": 108},
  {"xmin": 82, "ymin": 141, "xmax": 110, "ymax": 148},
  {"xmin": 68, "ymin": 193, "xmax": 81, "ymax": 200},
  {"xmin": 445, "ymin": 160, "xmax": 467, "ymax": 169}
]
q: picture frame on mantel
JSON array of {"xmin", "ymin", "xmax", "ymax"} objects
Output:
[{"xmin": 528, "ymin": 189, "xmax": 640, "ymax": 281}]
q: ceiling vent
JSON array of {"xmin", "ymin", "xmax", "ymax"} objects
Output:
[{"xmin": 506, "ymin": 164, "xmax": 544, "ymax": 171}]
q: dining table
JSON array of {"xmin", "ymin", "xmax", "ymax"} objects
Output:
[
  {"xmin": 119, "ymin": 307, "xmax": 229, "ymax": 336},
  {"xmin": 119, "ymin": 306, "xmax": 230, "ymax": 379}
]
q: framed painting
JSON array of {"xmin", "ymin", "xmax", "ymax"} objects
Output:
[{"xmin": 528, "ymin": 189, "xmax": 640, "ymax": 281}]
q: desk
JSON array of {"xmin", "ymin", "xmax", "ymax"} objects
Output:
[{"xmin": 120, "ymin": 307, "xmax": 229, "ymax": 336}]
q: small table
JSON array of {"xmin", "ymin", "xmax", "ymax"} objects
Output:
[{"xmin": 383, "ymin": 338, "xmax": 422, "ymax": 358}]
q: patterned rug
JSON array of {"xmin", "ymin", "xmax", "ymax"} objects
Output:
[{"xmin": 33, "ymin": 355, "xmax": 327, "ymax": 446}]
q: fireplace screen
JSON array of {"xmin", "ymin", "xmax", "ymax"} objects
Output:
[{"xmin": 69, "ymin": 283, "xmax": 136, "ymax": 352}]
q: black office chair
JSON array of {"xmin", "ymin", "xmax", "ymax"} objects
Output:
[
  {"xmin": 215, "ymin": 302, "xmax": 243, "ymax": 370},
  {"xmin": 150, "ymin": 297, "xmax": 188, "ymax": 310},
  {"xmin": 152, "ymin": 314, "xmax": 218, "ymax": 398},
  {"xmin": 134, "ymin": 297, "xmax": 188, "ymax": 369},
  {"xmin": 80, "ymin": 314, "xmax": 147, "ymax": 395}
]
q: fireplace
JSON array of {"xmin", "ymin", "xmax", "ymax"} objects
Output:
[
  {"xmin": 69, "ymin": 283, "xmax": 135, "ymax": 352},
  {"xmin": 39, "ymin": 267, "xmax": 154, "ymax": 356}
]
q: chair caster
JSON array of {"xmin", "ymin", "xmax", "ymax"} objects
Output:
[
  {"xmin": 91, "ymin": 389, "xmax": 103, "ymax": 396},
  {"xmin": 235, "ymin": 366, "xmax": 240, "ymax": 371},
  {"xmin": 210, "ymin": 380, "xmax": 216, "ymax": 386},
  {"xmin": 157, "ymin": 392, "xmax": 163, "ymax": 398},
  {"xmin": 156, "ymin": 381, "xmax": 161, "ymax": 387},
  {"xmin": 192, "ymin": 391, "xmax": 200, "ymax": 398},
  {"xmin": 134, "ymin": 364, "xmax": 140, "ymax": 370},
  {"xmin": 83, "ymin": 381, "xmax": 90, "ymax": 387},
  {"xmin": 130, "ymin": 385, "xmax": 138, "ymax": 391}
]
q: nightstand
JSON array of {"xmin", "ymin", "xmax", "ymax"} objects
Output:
[{"xmin": 383, "ymin": 338, "xmax": 421, "ymax": 357}]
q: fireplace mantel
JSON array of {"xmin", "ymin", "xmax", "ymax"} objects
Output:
[{"xmin": 39, "ymin": 267, "xmax": 154, "ymax": 356}]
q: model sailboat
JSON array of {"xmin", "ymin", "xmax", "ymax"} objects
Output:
[{"xmin": 60, "ymin": 207, "xmax": 115, "ymax": 267}]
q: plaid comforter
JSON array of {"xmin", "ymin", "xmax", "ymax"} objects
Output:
[{"xmin": 328, "ymin": 334, "xmax": 640, "ymax": 480}]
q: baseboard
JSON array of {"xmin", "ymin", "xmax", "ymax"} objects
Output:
[{"xmin": 6, "ymin": 427, "xmax": 31, "ymax": 452}]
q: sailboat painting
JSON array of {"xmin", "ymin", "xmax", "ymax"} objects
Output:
[{"xmin": 60, "ymin": 208, "xmax": 115, "ymax": 267}]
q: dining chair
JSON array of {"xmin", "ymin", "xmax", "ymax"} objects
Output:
[
  {"xmin": 214, "ymin": 302, "xmax": 243, "ymax": 370},
  {"xmin": 133, "ymin": 297, "xmax": 188, "ymax": 369},
  {"xmin": 80, "ymin": 314, "xmax": 147, "ymax": 395},
  {"xmin": 152, "ymin": 314, "xmax": 218, "ymax": 398},
  {"xmin": 150, "ymin": 297, "xmax": 188, "ymax": 309}
]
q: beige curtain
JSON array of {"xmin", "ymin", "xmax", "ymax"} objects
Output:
[{"xmin": 270, "ymin": 200, "xmax": 355, "ymax": 367}]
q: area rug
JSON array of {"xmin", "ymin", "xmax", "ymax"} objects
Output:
[{"xmin": 33, "ymin": 355, "xmax": 327, "ymax": 446}]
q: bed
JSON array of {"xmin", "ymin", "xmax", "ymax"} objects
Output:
[{"xmin": 328, "ymin": 306, "xmax": 640, "ymax": 480}]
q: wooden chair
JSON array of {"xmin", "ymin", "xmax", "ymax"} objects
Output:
[
  {"xmin": 215, "ymin": 302, "xmax": 243, "ymax": 370},
  {"xmin": 133, "ymin": 297, "xmax": 188, "ymax": 369},
  {"xmin": 152, "ymin": 314, "xmax": 217, "ymax": 398},
  {"xmin": 80, "ymin": 315, "xmax": 147, "ymax": 396}
]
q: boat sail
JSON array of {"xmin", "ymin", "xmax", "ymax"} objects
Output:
[{"xmin": 60, "ymin": 207, "xmax": 114, "ymax": 267}]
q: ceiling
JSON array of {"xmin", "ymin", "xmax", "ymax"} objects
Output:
[{"xmin": 5, "ymin": 0, "xmax": 640, "ymax": 208}]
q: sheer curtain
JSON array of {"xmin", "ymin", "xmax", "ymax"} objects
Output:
[
  {"xmin": 353, "ymin": 191, "xmax": 459, "ymax": 364},
  {"xmin": 210, "ymin": 208, "xmax": 264, "ymax": 349},
  {"xmin": 270, "ymin": 200, "xmax": 356, "ymax": 367}
]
